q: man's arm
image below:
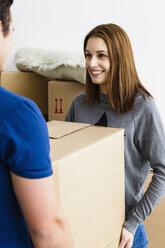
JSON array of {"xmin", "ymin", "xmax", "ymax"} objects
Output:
[{"xmin": 11, "ymin": 172, "xmax": 74, "ymax": 248}]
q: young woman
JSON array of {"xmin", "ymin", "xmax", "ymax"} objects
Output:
[
  {"xmin": 0, "ymin": 1, "xmax": 74, "ymax": 247},
  {"xmin": 65, "ymin": 23, "xmax": 165, "ymax": 248}
]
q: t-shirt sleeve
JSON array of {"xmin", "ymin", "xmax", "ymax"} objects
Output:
[{"xmin": 0, "ymin": 99, "xmax": 53, "ymax": 179}]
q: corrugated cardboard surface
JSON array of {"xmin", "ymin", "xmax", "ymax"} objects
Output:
[
  {"xmin": 0, "ymin": 72, "xmax": 49, "ymax": 115},
  {"xmin": 144, "ymin": 171, "xmax": 165, "ymax": 248},
  {"xmin": 48, "ymin": 120, "xmax": 90, "ymax": 139},
  {"xmin": 47, "ymin": 120, "xmax": 125, "ymax": 248},
  {"xmin": 48, "ymin": 80, "xmax": 85, "ymax": 121}
]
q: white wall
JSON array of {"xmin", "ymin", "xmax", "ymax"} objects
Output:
[{"xmin": 7, "ymin": 0, "xmax": 165, "ymax": 124}]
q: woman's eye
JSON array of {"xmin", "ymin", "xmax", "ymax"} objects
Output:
[
  {"xmin": 85, "ymin": 53, "xmax": 91, "ymax": 58},
  {"xmin": 98, "ymin": 53, "xmax": 106, "ymax": 58}
]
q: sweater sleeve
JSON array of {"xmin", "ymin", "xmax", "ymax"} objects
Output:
[
  {"xmin": 65, "ymin": 101, "xmax": 75, "ymax": 122},
  {"xmin": 124, "ymin": 97, "xmax": 165, "ymax": 234}
]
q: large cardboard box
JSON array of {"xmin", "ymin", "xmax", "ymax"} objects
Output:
[
  {"xmin": 144, "ymin": 171, "xmax": 165, "ymax": 248},
  {"xmin": 48, "ymin": 80, "xmax": 85, "ymax": 121},
  {"xmin": 47, "ymin": 120, "xmax": 125, "ymax": 248},
  {"xmin": 0, "ymin": 72, "xmax": 49, "ymax": 116}
]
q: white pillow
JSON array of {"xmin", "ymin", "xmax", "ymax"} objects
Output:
[{"xmin": 15, "ymin": 47, "xmax": 86, "ymax": 84}]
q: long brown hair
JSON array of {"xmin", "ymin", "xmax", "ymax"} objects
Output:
[{"xmin": 84, "ymin": 23, "xmax": 152, "ymax": 114}]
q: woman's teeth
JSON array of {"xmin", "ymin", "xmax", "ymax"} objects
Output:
[{"xmin": 91, "ymin": 70, "xmax": 104, "ymax": 76}]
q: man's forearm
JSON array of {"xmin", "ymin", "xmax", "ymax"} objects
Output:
[{"xmin": 30, "ymin": 214, "xmax": 74, "ymax": 248}]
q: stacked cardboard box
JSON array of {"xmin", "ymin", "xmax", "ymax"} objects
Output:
[
  {"xmin": 0, "ymin": 71, "xmax": 49, "ymax": 117},
  {"xmin": 48, "ymin": 80, "xmax": 85, "ymax": 121},
  {"xmin": 144, "ymin": 171, "xmax": 165, "ymax": 248},
  {"xmin": 47, "ymin": 120, "xmax": 125, "ymax": 248},
  {"xmin": 0, "ymin": 72, "xmax": 85, "ymax": 121}
]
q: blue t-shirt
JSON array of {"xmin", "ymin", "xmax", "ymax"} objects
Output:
[{"xmin": 0, "ymin": 86, "xmax": 53, "ymax": 247}]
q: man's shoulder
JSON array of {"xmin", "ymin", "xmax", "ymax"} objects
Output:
[
  {"xmin": 0, "ymin": 86, "xmax": 29, "ymax": 108},
  {"xmin": 0, "ymin": 86, "xmax": 40, "ymax": 128}
]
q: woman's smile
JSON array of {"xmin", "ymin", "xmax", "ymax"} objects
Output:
[{"xmin": 90, "ymin": 69, "xmax": 105, "ymax": 77}]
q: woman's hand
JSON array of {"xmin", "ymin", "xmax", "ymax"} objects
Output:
[{"xmin": 118, "ymin": 227, "xmax": 134, "ymax": 248}]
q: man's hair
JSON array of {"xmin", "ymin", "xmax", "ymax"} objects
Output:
[
  {"xmin": 0, "ymin": 0, "xmax": 14, "ymax": 36},
  {"xmin": 84, "ymin": 23, "xmax": 152, "ymax": 114}
]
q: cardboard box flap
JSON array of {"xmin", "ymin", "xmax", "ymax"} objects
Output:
[
  {"xmin": 49, "ymin": 122, "xmax": 124, "ymax": 163},
  {"xmin": 47, "ymin": 120, "xmax": 90, "ymax": 139}
]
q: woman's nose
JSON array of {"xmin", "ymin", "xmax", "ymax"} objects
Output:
[{"xmin": 89, "ymin": 56, "xmax": 98, "ymax": 67}]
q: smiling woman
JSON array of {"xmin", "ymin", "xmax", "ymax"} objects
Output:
[{"xmin": 66, "ymin": 23, "xmax": 165, "ymax": 248}]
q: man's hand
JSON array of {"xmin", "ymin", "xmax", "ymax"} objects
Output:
[{"xmin": 118, "ymin": 227, "xmax": 134, "ymax": 248}]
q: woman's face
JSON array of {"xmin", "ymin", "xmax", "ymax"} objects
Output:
[
  {"xmin": 85, "ymin": 36, "xmax": 110, "ymax": 94},
  {"xmin": 0, "ymin": 9, "xmax": 14, "ymax": 72}
]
